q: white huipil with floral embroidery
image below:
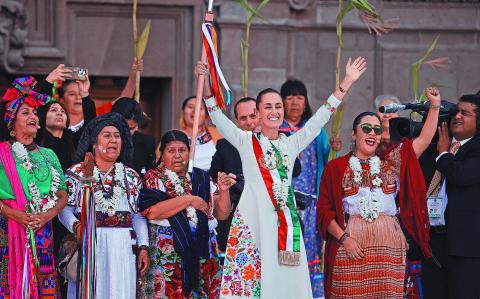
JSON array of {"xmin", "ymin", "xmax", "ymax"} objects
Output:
[
  {"xmin": 59, "ymin": 162, "xmax": 148, "ymax": 299},
  {"xmin": 204, "ymin": 95, "xmax": 341, "ymax": 299}
]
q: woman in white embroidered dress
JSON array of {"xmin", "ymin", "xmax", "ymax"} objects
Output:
[
  {"xmin": 59, "ymin": 112, "xmax": 149, "ymax": 299},
  {"xmin": 196, "ymin": 57, "xmax": 367, "ymax": 299}
]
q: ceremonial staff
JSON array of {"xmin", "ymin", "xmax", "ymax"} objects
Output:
[
  {"xmin": 189, "ymin": 0, "xmax": 231, "ymax": 172},
  {"xmin": 188, "ymin": 0, "xmax": 214, "ymax": 172}
]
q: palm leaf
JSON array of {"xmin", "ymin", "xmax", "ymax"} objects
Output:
[
  {"xmin": 137, "ymin": 20, "xmax": 151, "ymax": 59},
  {"xmin": 411, "ymin": 36, "xmax": 439, "ymax": 100},
  {"xmin": 423, "ymin": 57, "xmax": 450, "ymax": 70},
  {"xmin": 351, "ymin": 0, "xmax": 376, "ymax": 16},
  {"xmin": 336, "ymin": 1, "xmax": 354, "ymax": 47},
  {"xmin": 238, "ymin": 0, "xmax": 269, "ymax": 23}
]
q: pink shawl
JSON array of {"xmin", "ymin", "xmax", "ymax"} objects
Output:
[{"xmin": 0, "ymin": 142, "xmax": 31, "ymax": 298}]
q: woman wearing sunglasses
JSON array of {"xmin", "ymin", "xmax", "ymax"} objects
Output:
[{"xmin": 317, "ymin": 88, "xmax": 441, "ymax": 298}]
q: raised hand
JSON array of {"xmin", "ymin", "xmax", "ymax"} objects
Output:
[
  {"xmin": 345, "ymin": 56, "xmax": 367, "ymax": 82},
  {"xmin": 425, "ymin": 87, "xmax": 441, "ymax": 106},
  {"xmin": 195, "ymin": 61, "xmax": 209, "ymax": 78},
  {"xmin": 437, "ymin": 122, "xmax": 451, "ymax": 154},
  {"xmin": 194, "ymin": 61, "xmax": 212, "ymax": 97},
  {"xmin": 217, "ymin": 172, "xmax": 237, "ymax": 191},
  {"xmin": 77, "ymin": 69, "xmax": 90, "ymax": 98},
  {"xmin": 132, "ymin": 57, "xmax": 144, "ymax": 73},
  {"xmin": 329, "ymin": 137, "xmax": 343, "ymax": 152},
  {"xmin": 46, "ymin": 64, "xmax": 72, "ymax": 83}
]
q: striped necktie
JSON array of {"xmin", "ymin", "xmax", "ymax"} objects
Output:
[{"xmin": 427, "ymin": 141, "xmax": 461, "ymax": 196}]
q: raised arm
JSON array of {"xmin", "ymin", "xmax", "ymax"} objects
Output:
[
  {"xmin": 290, "ymin": 57, "xmax": 367, "ymax": 154},
  {"xmin": 195, "ymin": 62, "xmax": 248, "ymax": 149},
  {"xmin": 117, "ymin": 58, "xmax": 143, "ymax": 100},
  {"xmin": 412, "ymin": 87, "xmax": 441, "ymax": 157}
]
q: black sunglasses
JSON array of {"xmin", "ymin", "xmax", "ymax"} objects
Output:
[{"xmin": 360, "ymin": 123, "xmax": 383, "ymax": 135}]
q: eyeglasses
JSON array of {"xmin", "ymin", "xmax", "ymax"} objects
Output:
[{"xmin": 360, "ymin": 123, "xmax": 383, "ymax": 135}]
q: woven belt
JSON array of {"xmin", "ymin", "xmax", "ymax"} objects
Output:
[{"xmin": 96, "ymin": 211, "xmax": 132, "ymax": 228}]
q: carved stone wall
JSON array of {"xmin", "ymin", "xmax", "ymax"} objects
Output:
[{"xmin": 1, "ymin": 0, "xmax": 479, "ymax": 144}]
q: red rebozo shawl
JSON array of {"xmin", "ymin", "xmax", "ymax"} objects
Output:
[{"xmin": 316, "ymin": 138, "xmax": 432, "ymax": 298}]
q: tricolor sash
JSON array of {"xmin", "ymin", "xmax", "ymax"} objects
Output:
[{"xmin": 252, "ymin": 135, "xmax": 301, "ymax": 266}]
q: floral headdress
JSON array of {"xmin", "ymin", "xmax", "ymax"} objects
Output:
[{"xmin": 2, "ymin": 76, "xmax": 52, "ymax": 130}]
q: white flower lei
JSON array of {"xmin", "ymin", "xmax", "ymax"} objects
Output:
[
  {"xmin": 164, "ymin": 168, "xmax": 198, "ymax": 227},
  {"xmin": 349, "ymin": 155, "xmax": 383, "ymax": 222},
  {"xmin": 12, "ymin": 142, "xmax": 60, "ymax": 213},
  {"xmin": 272, "ymin": 178, "xmax": 290, "ymax": 211},
  {"xmin": 258, "ymin": 133, "xmax": 291, "ymax": 172},
  {"xmin": 93, "ymin": 163, "xmax": 125, "ymax": 216}
]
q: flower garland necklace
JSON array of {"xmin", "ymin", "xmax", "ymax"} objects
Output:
[
  {"xmin": 93, "ymin": 163, "xmax": 125, "ymax": 216},
  {"xmin": 272, "ymin": 179, "xmax": 289, "ymax": 211},
  {"xmin": 349, "ymin": 155, "xmax": 383, "ymax": 222},
  {"xmin": 164, "ymin": 168, "xmax": 198, "ymax": 227},
  {"xmin": 12, "ymin": 142, "xmax": 61, "ymax": 213},
  {"xmin": 258, "ymin": 133, "xmax": 291, "ymax": 173},
  {"xmin": 257, "ymin": 133, "xmax": 292, "ymax": 211}
]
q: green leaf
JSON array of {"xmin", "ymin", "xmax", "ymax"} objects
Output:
[
  {"xmin": 257, "ymin": 0, "xmax": 271, "ymax": 12},
  {"xmin": 419, "ymin": 36, "xmax": 439, "ymax": 64},
  {"xmin": 410, "ymin": 36, "xmax": 440, "ymax": 100},
  {"xmin": 336, "ymin": 1, "xmax": 355, "ymax": 47},
  {"xmin": 238, "ymin": 0, "xmax": 269, "ymax": 23},
  {"xmin": 352, "ymin": 0, "xmax": 376, "ymax": 16},
  {"xmin": 136, "ymin": 20, "xmax": 151, "ymax": 59},
  {"xmin": 411, "ymin": 62, "xmax": 421, "ymax": 101}
]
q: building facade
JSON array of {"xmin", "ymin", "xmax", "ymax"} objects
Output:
[{"xmin": 1, "ymin": 0, "xmax": 479, "ymax": 146}]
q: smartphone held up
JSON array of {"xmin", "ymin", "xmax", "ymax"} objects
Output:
[{"xmin": 63, "ymin": 66, "xmax": 87, "ymax": 81}]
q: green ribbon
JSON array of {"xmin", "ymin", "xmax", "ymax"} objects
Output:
[{"xmin": 270, "ymin": 139, "xmax": 301, "ymax": 253}]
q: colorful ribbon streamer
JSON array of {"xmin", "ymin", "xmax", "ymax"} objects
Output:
[
  {"xmin": 79, "ymin": 185, "xmax": 96, "ymax": 299},
  {"xmin": 202, "ymin": 23, "xmax": 231, "ymax": 110}
]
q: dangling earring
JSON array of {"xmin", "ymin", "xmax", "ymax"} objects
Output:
[
  {"xmin": 350, "ymin": 140, "xmax": 356, "ymax": 152},
  {"xmin": 10, "ymin": 131, "xmax": 16, "ymax": 138}
]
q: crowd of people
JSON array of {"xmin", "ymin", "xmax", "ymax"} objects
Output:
[{"xmin": 0, "ymin": 53, "xmax": 479, "ymax": 299}]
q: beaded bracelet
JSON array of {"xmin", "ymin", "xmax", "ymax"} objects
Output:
[{"xmin": 0, "ymin": 201, "xmax": 5, "ymax": 214}]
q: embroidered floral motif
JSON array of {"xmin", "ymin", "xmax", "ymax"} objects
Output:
[
  {"xmin": 196, "ymin": 131, "xmax": 213, "ymax": 145},
  {"xmin": 348, "ymin": 156, "xmax": 383, "ymax": 222},
  {"xmin": 142, "ymin": 223, "xmax": 222, "ymax": 299},
  {"xmin": 65, "ymin": 163, "xmax": 142, "ymax": 212},
  {"xmin": 221, "ymin": 209, "xmax": 261, "ymax": 298}
]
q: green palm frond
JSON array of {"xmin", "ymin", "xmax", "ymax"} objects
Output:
[
  {"xmin": 237, "ymin": 0, "xmax": 271, "ymax": 96},
  {"xmin": 411, "ymin": 36, "xmax": 439, "ymax": 101}
]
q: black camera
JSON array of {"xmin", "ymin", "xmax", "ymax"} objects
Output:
[{"xmin": 387, "ymin": 100, "xmax": 457, "ymax": 142}]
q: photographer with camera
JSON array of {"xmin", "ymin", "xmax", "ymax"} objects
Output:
[
  {"xmin": 426, "ymin": 93, "xmax": 480, "ymax": 299},
  {"xmin": 377, "ymin": 88, "xmax": 441, "ymax": 158}
]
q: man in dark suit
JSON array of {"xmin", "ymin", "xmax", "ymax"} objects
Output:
[
  {"xmin": 210, "ymin": 97, "xmax": 259, "ymax": 252},
  {"xmin": 435, "ymin": 94, "xmax": 480, "ymax": 299},
  {"xmin": 419, "ymin": 141, "xmax": 450, "ymax": 299}
]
